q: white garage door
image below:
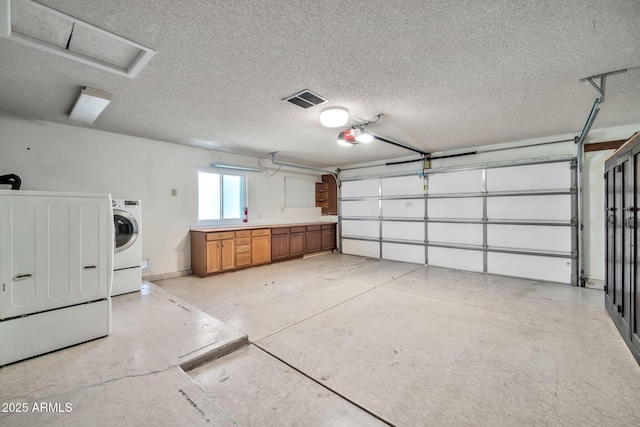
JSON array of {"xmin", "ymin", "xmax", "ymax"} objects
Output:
[{"xmin": 340, "ymin": 159, "xmax": 577, "ymax": 284}]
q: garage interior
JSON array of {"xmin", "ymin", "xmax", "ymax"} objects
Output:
[{"xmin": 1, "ymin": 0, "xmax": 640, "ymax": 426}]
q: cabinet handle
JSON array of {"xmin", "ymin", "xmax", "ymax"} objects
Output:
[
  {"xmin": 13, "ymin": 274, "xmax": 32, "ymax": 281},
  {"xmin": 83, "ymin": 265, "xmax": 97, "ymax": 270},
  {"xmin": 222, "ymin": 242, "xmax": 225, "ymax": 247}
]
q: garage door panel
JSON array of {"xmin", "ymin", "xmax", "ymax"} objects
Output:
[
  {"xmin": 428, "ymin": 198, "xmax": 483, "ymax": 219},
  {"xmin": 382, "ymin": 199, "xmax": 424, "ymax": 218},
  {"xmin": 342, "ymin": 239, "xmax": 379, "ymax": 258},
  {"xmin": 428, "ymin": 223, "xmax": 483, "ymax": 246},
  {"xmin": 487, "ymin": 224, "xmax": 571, "ymax": 252},
  {"xmin": 341, "ymin": 180, "xmax": 379, "ymax": 198},
  {"xmin": 381, "ymin": 176, "xmax": 425, "ymax": 196},
  {"xmin": 487, "ymin": 252, "xmax": 571, "ymax": 283},
  {"xmin": 428, "ymin": 247, "xmax": 483, "ymax": 272},
  {"xmin": 487, "ymin": 162, "xmax": 571, "ymax": 192},
  {"xmin": 341, "ymin": 200, "xmax": 380, "ymax": 217},
  {"xmin": 382, "ymin": 221, "xmax": 424, "ymax": 241},
  {"xmin": 428, "ymin": 170, "xmax": 483, "ymax": 194},
  {"xmin": 487, "ymin": 195, "xmax": 571, "ymax": 221},
  {"xmin": 342, "ymin": 220, "xmax": 380, "ymax": 238},
  {"xmin": 382, "ymin": 243, "xmax": 424, "ymax": 264}
]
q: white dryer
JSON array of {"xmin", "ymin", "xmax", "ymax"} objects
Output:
[{"xmin": 112, "ymin": 199, "xmax": 142, "ymax": 296}]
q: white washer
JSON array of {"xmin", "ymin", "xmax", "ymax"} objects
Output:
[{"xmin": 112, "ymin": 199, "xmax": 142, "ymax": 296}]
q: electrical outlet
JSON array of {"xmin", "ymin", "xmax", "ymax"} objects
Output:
[{"xmin": 171, "ymin": 188, "xmax": 177, "ymax": 196}]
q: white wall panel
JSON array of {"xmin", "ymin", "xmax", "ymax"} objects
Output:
[
  {"xmin": 341, "ymin": 179, "xmax": 379, "ymax": 198},
  {"xmin": 488, "ymin": 253, "xmax": 571, "ymax": 283},
  {"xmin": 487, "ymin": 162, "xmax": 571, "ymax": 191},
  {"xmin": 428, "ymin": 198, "xmax": 483, "ymax": 219},
  {"xmin": 342, "ymin": 220, "xmax": 380, "ymax": 238},
  {"xmin": 341, "ymin": 239, "xmax": 380, "ymax": 258},
  {"xmin": 341, "ymin": 200, "xmax": 380, "ymax": 217},
  {"xmin": 382, "ymin": 242, "xmax": 424, "ymax": 264},
  {"xmin": 381, "ymin": 175, "xmax": 425, "ymax": 196},
  {"xmin": 487, "ymin": 195, "xmax": 571, "ymax": 220},
  {"xmin": 428, "ymin": 247, "xmax": 483, "ymax": 272},
  {"xmin": 487, "ymin": 224, "xmax": 572, "ymax": 252},
  {"xmin": 428, "ymin": 223, "xmax": 483, "ymax": 246},
  {"xmin": 381, "ymin": 199, "xmax": 424, "ymax": 218},
  {"xmin": 427, "ymin": 170, "xmax": 483, "ymax": 194},
  {"xmin": 382, "ymin": 221, "xmax": 424, "ymax": 241}
]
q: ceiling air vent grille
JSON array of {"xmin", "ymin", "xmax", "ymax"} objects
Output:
[{"xmin": 284, "ymin": 90, "xmax": 327, "ymax": 109}]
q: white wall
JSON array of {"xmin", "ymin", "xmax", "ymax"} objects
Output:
[
  {"xmin": 0, "ymin": 116, "xmax": 325, "ymax": 278},
  {"xmin": 583, "ymin": 149, "xmax": 614, "ymax": 282}
]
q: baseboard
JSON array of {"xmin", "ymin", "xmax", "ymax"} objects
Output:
[{"xmin": 143, "ymin": 269, "xmax": 192, "ymax": 282}]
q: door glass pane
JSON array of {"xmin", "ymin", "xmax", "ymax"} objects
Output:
[
  {"xmin": 114, "ymin": 215, "xmax": 134, "ymax": 248},
  {"xmin": 223, "ymin": 174, "xmax": 241, "ymax": 219},
  {"xmin": 198, "ymin": 171, "xmax": 221, "ymax": 220}
]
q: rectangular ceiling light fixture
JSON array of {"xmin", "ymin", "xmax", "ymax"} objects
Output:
[
  {"xmin": 69, "ymin": 87, "xmax": 111, "ymax": 124},
  {"xmin": 0, "ymin": 0, "xmax": 155, "ymax": 78},
  {"xmin": 210, "ymin": 162, "xmax": 264, "ymax": 172},
  {"xmin": 283, "ymin": 90, "xmax": 328, "ymax": 109}
]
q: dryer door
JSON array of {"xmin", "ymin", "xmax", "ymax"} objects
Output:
[{"xmin": 114, "ymin": 209, "xmax": 138, "ymax": 253}]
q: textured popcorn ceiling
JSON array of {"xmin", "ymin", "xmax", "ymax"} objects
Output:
[{"xmin": 1, "ymin": 0, "xmax": 639, "ymax": 167}]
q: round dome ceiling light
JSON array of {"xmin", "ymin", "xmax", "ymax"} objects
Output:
[{"xmin": 320, "ymin": 107, "xmax": 349, "ymax": 128}]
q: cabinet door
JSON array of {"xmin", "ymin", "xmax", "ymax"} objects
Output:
[
  {"xmin": 290, "ymin": 232, "xmax": 305, "ymax": 257},
  {"xmin": 611, "ymin": 161, "xmax": 632, "ymax": 337},
  {"xmin": 632, "ymin": 153, "xmax": 640, "ymax": 354},
  {"xmin": 252, "ymin": 235, "xmax": 271, "ymax": 265},
  {"xmin": 206, "ymin": 241, "xmax": 221, "ymax": 274},
  {"xmin": 271, "ymin": 234, "xmax": 289, "ymax": 261},
  {"xmin": 220, "ymin": 239, "xmax": 235, "ymax": 271},
  {"xmin": 605, "ymin": 168, "xmax": 616, "ymax": 313},
  {"xmin": 307, "ymin": 231, "xmax": 321, "ymax": 253},
  {"xmin": 322, "ymin": 227, "xmax": 335, "ymax": 251}
]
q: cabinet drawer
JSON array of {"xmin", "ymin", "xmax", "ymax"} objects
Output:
[
  {"xmin": 306, "ymin": 225, "xmax": 321, "ymax": 232},
  {"xmin": 271, "ymin": 227, "xmax": 289, "ymax": 235},
  {"xmin": 236, "ymin": 253, "xmax": 251, "ymax": 267},
  {"xmin": 235, "ymin": 230, "xmax": 251, "ymax": 238},
  {"xmin": 290, "ymin": 226, "xmax": 306, "ymax": 233},
  {"xmin": 206, "ymin": 231, "xmax": 235, "ymax": 241},
  {"xmin": 236, "ymin": 244, "xmax": 251, "ymax": 253},
  {"xmin": 236, "ymin": 237, "xmax": 251, "ymax": 245},
  {"xmin": 251, "ymin": 228, "xmax": 270, "ymax": 236},
  {"xmin": 322, "ymin": 224, "xmax": 335, "ymax": 230}
]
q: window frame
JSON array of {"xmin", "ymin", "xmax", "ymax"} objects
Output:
[{"xmin": 196, "ymin": 166, "xmax": 248, "ymax": 227}]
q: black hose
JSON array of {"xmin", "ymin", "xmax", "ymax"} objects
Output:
[{"xmin": 0, "ymin": 174, "xmax": 22, "ymax": 190}]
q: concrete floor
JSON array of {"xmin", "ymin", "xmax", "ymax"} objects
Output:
[{"xmin": 2, "ymin": 253, "xmax": 640, "ymax": 426}]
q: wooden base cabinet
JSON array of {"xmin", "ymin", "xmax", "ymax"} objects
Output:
[
  {"xmin": 290, "ymin": 227, "xmax": 306, "ymax": 257},
  {"xmin": 271, "ymin": 228, "xmax": 290, "ymax": 261},
  {"xmin": 191, "ymin": 222, "xmax": 335, "ymax": 277},
  {"xmin": 251, "ymin": 229, "xmax": 271, "ymax": 265},
  {"xmin": 203, "ymin": 232, "xmax": 235, "ymax": 275},
  {"xmin": 321, "ymin": 224, "xmax": 336, "ymax": 251},
  {"xmin": 605, "ymin": 132, "xmax": 640, "ymax": 365},
  {"xmin": 306, "ymin": 225, "xmax": 322, "ymax": 253}
]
